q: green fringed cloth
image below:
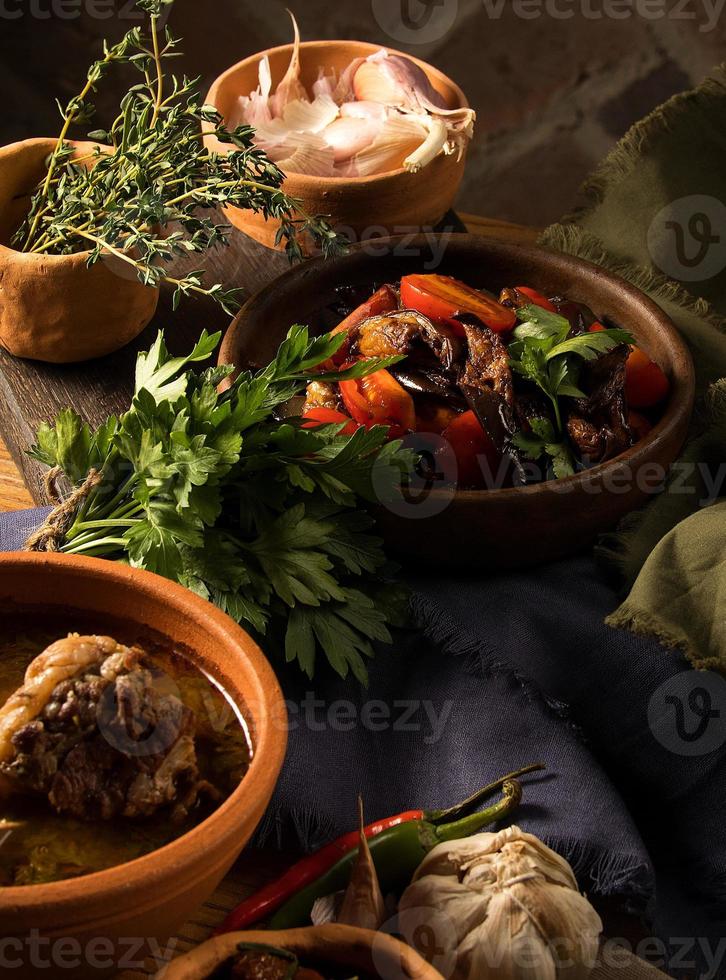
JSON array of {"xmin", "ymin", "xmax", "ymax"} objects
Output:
[{"xmin": 540, "ymin": 66, "xmax": 726, "ymax": 666}]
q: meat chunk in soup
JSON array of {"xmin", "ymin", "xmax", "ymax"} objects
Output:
[{"xmin": 0, "ymin": 635, "xmax": 217, "ymax": 822}]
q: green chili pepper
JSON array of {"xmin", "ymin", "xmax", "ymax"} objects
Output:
[{"xmin": 269, "ymin": 779, "xmax": 522, "ymax": 930}]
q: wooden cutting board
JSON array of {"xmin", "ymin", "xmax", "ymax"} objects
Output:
[{"xmin": 0, "ymin": 213, "xmax": 538, "ymax": 507}]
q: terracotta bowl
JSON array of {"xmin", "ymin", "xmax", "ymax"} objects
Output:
[
  {"xmin": 219, "ymin": 234, "xmax": 695, "ymax": 569},
  {"xmin": 157, "ymin": 925, "xmax": 443, "ymax": 979},
  {"xmin": 0, "ymin": 552, "xmax": 286, "ymax": 979},
  {"xmin": 0, "ymin": 138, "xmax": 159, "ymax": 363},
  {"xmin": 204, "ymin": 41, "xmax": 469, "ymax": 249}
]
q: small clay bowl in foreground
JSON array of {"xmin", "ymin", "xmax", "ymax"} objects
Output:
[
  {"xmin": 0, "ymin": 552, "xmax": 286, "ymax": 979},
  {"xmin": 0, "ymin": 138, "xmax": 159, "ymax": 363},
  {"xmin": 220, "ymin": 234, "xmax": 695, "ymax": 570},
  {"xmin": 204, "ymin": 40, "xmax": 469, "ymax": 249},
  {"xmin": 157, "ymin": 924, "xmax": 443, "ymax": 979}
]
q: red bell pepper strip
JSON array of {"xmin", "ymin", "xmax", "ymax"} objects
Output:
[
  {"xmin": 216, "ymin": 764, "xmax": 543, "ymax": 934},
  {"xmin": 512, "ymin": 286, "xmax": 557, "ymax": 312},
  {"xmin": 442, "ymin": 409, "xmax": 500, "ymax": 488},
  {"xmin": 301, "ymin": 407, "xmax": 359, "ymax": 436},
  {"xmin": 330, "ymin": 284, "xmax": 399, "ymax": 365},
  {"xmin": 400, "ymin": 274, "xmax": 516, "ymax": 334},
  {"xmin": 339, "ymin": 368, "xmax": 416, "ymax": 439}
]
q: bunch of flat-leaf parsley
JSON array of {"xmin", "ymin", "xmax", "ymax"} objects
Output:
[{"xmin": 27, "ymin": 328, "xmax": 415, "ymax": 684}]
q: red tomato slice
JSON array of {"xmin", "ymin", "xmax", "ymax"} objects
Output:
[
  {"xmin": 330, "ymin": 285, "xmax": 399, "ymax": 365},
  {"xmin": 302, "ymin": 407, "xmax": 359, "ymax": 435},
  {"xmin": 589, "ymin": 321, "xmax": 607, "ymax": 332},
  {"xmin": 441, "ymin": 409, "xmax": 500, "ymax": 488},
  {"xmin": 513, "ymin": 286, "xmax": 556, "ymax": 312},
  {"xmin": 339, "ymin": 368, "xmax": 416, "ymax": 439},
  {"xmin": 400, "ymin": 274, "xmax": 516, "ymax": 334},
  {"xmin": 626, "ymin": 347, "xmax": 670, "ymax": 408}
]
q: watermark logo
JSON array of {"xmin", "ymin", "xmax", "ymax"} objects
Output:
[
  {"xmin": 648, "ymin": 671, "xmax": 726, "ymax": 757},
  {"xmin": 648, "ymin": 195, "xmax": 726, "ymax": 282},
  {"xmin": 371, "ymin": 0, "xmax": 460, "ymax": 44}
]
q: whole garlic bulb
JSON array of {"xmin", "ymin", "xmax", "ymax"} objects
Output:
[{"xmin": 399, "ymin": 826, "xmax": 602, "ymax": 980}]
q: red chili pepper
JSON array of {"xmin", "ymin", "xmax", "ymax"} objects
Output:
[
  {"xmin": 400, "ymin": 274, "xmax": 516, "ymax": 335},
  {"xmin": 301, "ymin": 407, "xmax": 359, "ymax": 436},
  {"xmin": 217, "ymin": 764, "xmax": 543, "ymax": 934},
  {"xmin": 330, "ymin": 285, "xmax": 399, "ymax": 365},
  {"xmin": 339, "ymin": 368, "xmax": 416, "ymax": 439}
]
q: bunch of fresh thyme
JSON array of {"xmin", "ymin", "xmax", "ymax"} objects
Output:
[{"xmin": 14, "ymin": 0, "xmax": 345, "ymax": 313}]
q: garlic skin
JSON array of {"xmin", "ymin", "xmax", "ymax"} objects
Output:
[{"xmin": 399, "ymin": 826, "xmax": 602, "ymax": 980}]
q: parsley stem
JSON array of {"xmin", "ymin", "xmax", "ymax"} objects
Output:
[{"xmin": 63, "ymin": 536, "xmax": 128, "ymax": 555}]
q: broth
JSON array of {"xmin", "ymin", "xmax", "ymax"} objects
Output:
[{"xmin": 0, "ymin": 611, "xmax": 252, "ymax": 886}]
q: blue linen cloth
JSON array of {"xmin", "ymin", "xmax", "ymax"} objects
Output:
[{"xmin": 2, "ymin": 507, "xmax": 724, "ymax": 976}]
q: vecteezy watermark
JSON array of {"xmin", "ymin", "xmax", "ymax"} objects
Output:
[
  {"xmin": 648, "ymin": 671, "xmax": 726, "ymax": 757},
  {"xmin": 281, "ymin": 694, "xmax": 455, "ymax": 745},
  {"xmin": 481, "ymin": 0, "xmax": 726, "ymax": 31},
  {"xmin": 0, "ymin": 0, "xmax": 172, "ymax": 21},
  {"xmin": 0, "ymin": 930, "xmax": 178, "ymax": 972},
  {"xmin": 648, "ymin": 195, "xmax": 726, "ymax": 283},
  {"xmin": 371, "ymin": 0, "xmax": 460, "ymax": 45}
]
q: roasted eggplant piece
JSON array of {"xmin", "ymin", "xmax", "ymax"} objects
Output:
[{"xmin": 566, "ymin": 346, "xmax": 633, "ymax": 463}]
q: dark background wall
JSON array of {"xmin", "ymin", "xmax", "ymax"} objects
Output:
[{"xmin": 2, "ymin": 0, "xmax": 723, "ymax": 226}]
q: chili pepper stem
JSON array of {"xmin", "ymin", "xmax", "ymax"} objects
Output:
[
  {"xmin": 434, "ymin": 780, "xmax": 522, "ymax": 843},
  {"xmin": 427, "ymin": 763, "xmax": 545, "ymax": 824}
]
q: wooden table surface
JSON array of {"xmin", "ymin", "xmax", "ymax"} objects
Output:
[{"xmin": 0, "ymin": 214, "xmax": 670, "ymax": 978}]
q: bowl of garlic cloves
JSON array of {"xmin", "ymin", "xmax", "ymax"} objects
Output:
[{"xmin": 204, "ymin": 16, "xmax": 473, "ymax": 249}]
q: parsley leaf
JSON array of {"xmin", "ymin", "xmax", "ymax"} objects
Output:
[{"xmin": 27, "ymin": 325, "xmax": 412, "ymax": 685}]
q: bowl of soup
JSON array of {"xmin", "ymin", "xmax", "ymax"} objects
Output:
[{"xmin": 0, "ymin": 552, "xmax": 287, "ymax": 979}]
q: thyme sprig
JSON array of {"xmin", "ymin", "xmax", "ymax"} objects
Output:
[{"xmin": 14, "ymin": 0, "xmax": 346, "ymax": 313}]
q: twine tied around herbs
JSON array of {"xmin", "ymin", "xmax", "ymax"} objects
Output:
[{"xmin": 24, "ymin": 468, "xmax": 102, "ymax": 552}]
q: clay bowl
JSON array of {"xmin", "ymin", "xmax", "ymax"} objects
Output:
[
  {"xmin": 220, "ymin": 234, "xmax": 695, "ymax": 570},
  {"xmin": 204, "ymin": 41, "xmax": 469, "ymax": 249},
  {"xmin": 0, "ymin": 138, "xmax": 159, "ymax": 363},
  {"xmin": 0, "ymin": 552, "xmax": 286, "ymax": 979},
  {"xmin": 158, "ymin": 925, "xmax": 443, "ymax": 979}
]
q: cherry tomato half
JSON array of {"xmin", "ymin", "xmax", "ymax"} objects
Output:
[
  {"xmin": 513, "ymin": 286, "xmax": 557, "ymax": 312},
  {"xmin": 441, "ymin": 409, "xmax": 500, "ymax": 488},
  {"xmin": 339, "ymin": 368, "xmax": 416, "ymax": 439},
  {"xmin": 400, "ymin": 274, "xmax": 516, "ymax": 335},
  {"xmin": 301, "ymin": 407, "xmax": 359, "ymax": 436},
  {"xmin": 626, "ymin": 347, "xmax": 670, "ymax": 408}
]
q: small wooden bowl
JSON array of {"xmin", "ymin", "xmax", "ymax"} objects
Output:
[
  {"xmin": 157, "ymin": 925, "xmax": 443, "ymax": 979},
  {"xmin": 220, "ymin": 235, "xmax": 695, "ymax": 569},
  {"xmin": 204, "ymin": 41, "xmax": 469, "ymax": 249},
  {"xmin": 0, "ymin": 139, "xmax": 159, "ymax": 363},
  {"xmin": 0, "ymin": 553, "xmax": 286, "ymax": 979}
]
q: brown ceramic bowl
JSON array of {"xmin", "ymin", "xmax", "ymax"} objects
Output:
[
  {"xmin": 220, "ymin": 234, "xmax": 695, "ymax": 569},
  {"xmin": 0, "ymin": 138, "xmax": 159, "ymax": 363},
  {"xmin": 204, "ymin": 41, "xmax": 469, "ymax": 249},
  {"xmin": 157, "ymin": 925, "xmax": 443, "ymax": 979},
  {"xmin": 0, "ymin": 552, "xmax": 286, "ymax": 979}
]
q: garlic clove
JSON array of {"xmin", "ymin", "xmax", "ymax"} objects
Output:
[
  {"xmin": 353, "ymin": 50, "xmax": 448, "ymax": 112},
  {"xmin": 322, "ymin": 116, "xmax": 383, "ymax": 164},
  {"xmin": 342, "ymin": 113, "xmax": 428, "ymax": 176},
  {"xmin": 313, "ymin": 68, "xmax": 338, "ymax": 101},
  {"xmin": 340, "ymin": 100, "xmax": 389, "ymax": 123}
]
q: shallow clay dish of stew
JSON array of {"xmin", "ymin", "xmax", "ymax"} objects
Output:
[
  {"xmin": 220, "ymin": 234, "xmax": 695, "ymax": 569},
  {"xmin": 157, "ymin": 924, "xmax": 443, "ymax": 979},
  {"xmin": 0, "ymin": 552, "xmax": 286, "ymax": 980}
]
